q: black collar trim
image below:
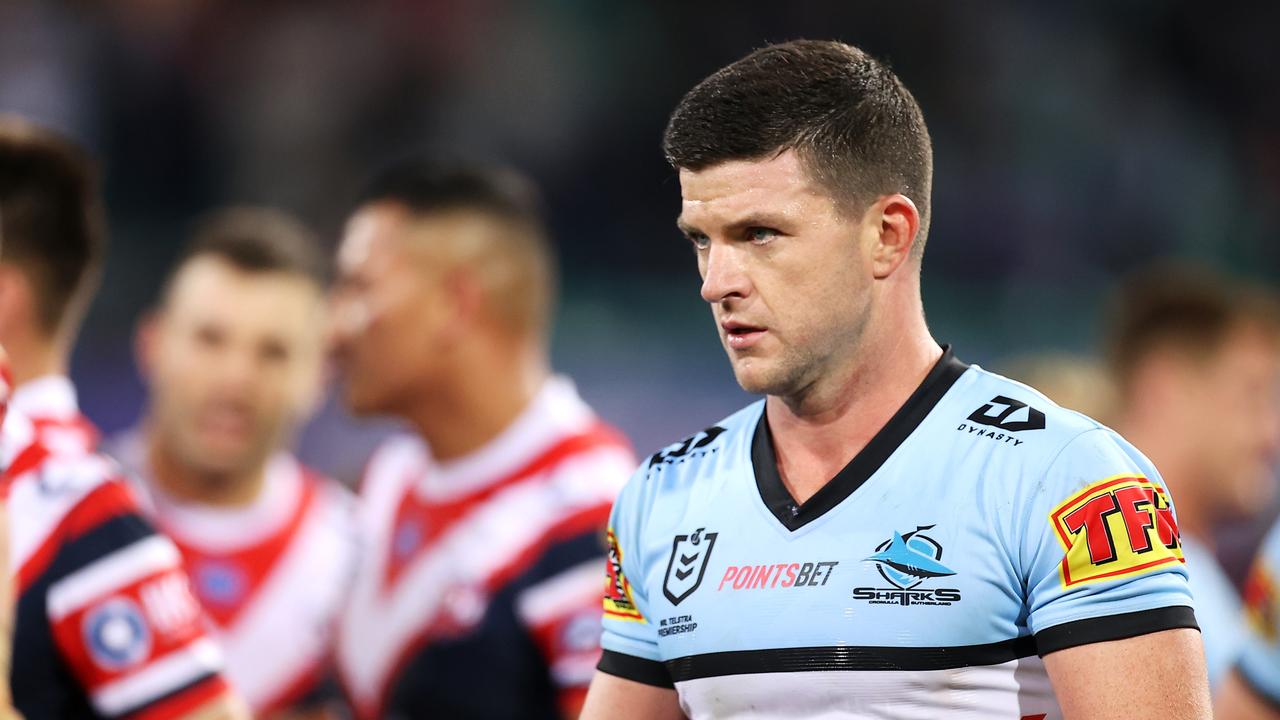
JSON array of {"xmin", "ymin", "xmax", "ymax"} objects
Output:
[{"xmin": 751, "ymin": 346, "xmax": 969, "ymax": 532}]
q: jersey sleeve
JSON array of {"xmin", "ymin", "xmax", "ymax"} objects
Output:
[
  {"xmin": 597, "ymin": 467, "xmax": 671, "ymax": 688},
  {"xmin": 1235, "ymin": 520, "xmax": 1280, "ymax": 706},
  {"xmin": 1019, "ymin": 428, "xmax": 1198, "ymax": 655},
  {"xmin": 44, "ymin": 475, "xmax": 231, "ymax": 719}
]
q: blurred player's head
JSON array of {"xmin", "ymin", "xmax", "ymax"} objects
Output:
[
  {"xmin": 332, "ymin": 159, "xmax": 554, "ymax": 418},
  {"xmin": 138, "ymin": 208, "xmax": 327, "ymax": 484},
  {"xmin": 1107, "ymin": 265, "xmax": 1280, "ymax": 523},
  {"xmin": 0, "ymin": 116, "xmax": 104, "ymax": 383},
  {"xmin": 663, "ymin": 40, "xmax": 932, "ymax": 397}
]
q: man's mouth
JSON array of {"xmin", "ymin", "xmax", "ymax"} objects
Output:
[{"xmin": 721, "ymin": 319, "xmax": 766, "ymax": 350}]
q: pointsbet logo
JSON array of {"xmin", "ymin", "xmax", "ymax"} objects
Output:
[
  {"xmin": 716, "ymin": 561, "xmax": 839, "ymax": 592},
  {"xmin": 1049, "ymin": 475, "xmax": 1184, "ymax": 588}
]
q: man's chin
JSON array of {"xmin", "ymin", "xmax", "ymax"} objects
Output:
[{"xmin": 731, "ymin": 362, "xmax": 782, "ymax": 397}]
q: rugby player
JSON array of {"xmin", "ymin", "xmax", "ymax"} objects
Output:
[
  {"xmin": 107, "ymin": 209, "xmax": 357, "ymax": 719},
  {"xmin": 1, "ymin": 116, "xmax": 245, "ymax": 719},
  {"xmin": 0, "ymin": 117, "xmax": 100, "ymax": 454},
  {"xmin": 1217, "ymin": 518, "xmax": 1280, "ymax": 718},
  {"xmin": 1106, "ymin": 266, "xmax": 1280, "ymax": 689},
  {"xmin": 330, "ymin": 159, "xmax": 635, "ymax": 719},
  {"xmin": 582, "ymin": 40, "xmax": 1210, "ymax": 719}
]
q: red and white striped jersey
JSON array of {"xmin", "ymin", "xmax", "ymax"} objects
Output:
[
  {"xmin": 11, "ymin": 374, "xmax": 99, "ymax": 455},
  {"xmin": 335, "ymin": 377, "xmax": 634, "ymax": 720},
  {"xmin": 3, "ymin": 409, "xmax": 230, "ymax": 719},
  {"xmin": 110, "ymin": 436, "xmax": 360, "ymax": 718}
]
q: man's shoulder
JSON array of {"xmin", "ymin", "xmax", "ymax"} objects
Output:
[
  {"xmin": 613, "ymin": 401, "xmax": 760, "ymax": 521},
  {"xmin": 955, "ymin": 364, "xmax": 1105, "ymax": 440}
]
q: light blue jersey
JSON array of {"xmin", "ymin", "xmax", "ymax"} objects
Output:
[
  {"xmin": 600, "ymin": 349, "xmax": 1197, "ymax": 719},
  {"xmin": 1236, "ymin": 518, "xmax": 1280, "ymax": 707}
]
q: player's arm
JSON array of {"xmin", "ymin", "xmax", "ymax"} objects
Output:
[
  {"xmin": 1021, "ymin": 429, "xmax": 1209, "ymax": 719},
  {"xmin": 1043, "ymin": 628, "xmax": 1209, "ymax": 719},
  {"xmin": 581, "ymin": 672, "xmax": 682, "ymax": 720},
  {"xmin": 43, "ymin": 472, "xmax": 245, "ymax": 720}
]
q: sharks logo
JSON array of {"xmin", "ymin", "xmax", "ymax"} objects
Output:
[
  {"xmin": 866, "ymin": 525, "xmax": 955, "ymax": 590},
  {"xmin": 854, "ymin": 525, "xmax": 962, "ymax": 606}
]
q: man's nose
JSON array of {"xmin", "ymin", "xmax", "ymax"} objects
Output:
[{"xmin": 700, "ymin": 242, "xmax": 751, "ymax": 304}]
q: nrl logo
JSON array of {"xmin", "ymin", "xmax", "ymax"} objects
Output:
[{"xmin": 663, "ymin": 528, "xmax": 718, "ymax": 605}]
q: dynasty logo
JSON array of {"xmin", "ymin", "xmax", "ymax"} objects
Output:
[
  {"xmin": 854, "ymin": 525, "xmax": 962, "ymax": 606},
  {"xmin": 956, "ymin": 396, "xmax": 1046, "ymax": 446}
]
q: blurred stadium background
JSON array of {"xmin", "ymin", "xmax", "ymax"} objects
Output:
[{"xmin": 2, "ymin": 1, "xmax": 1277, "ymax": 564}]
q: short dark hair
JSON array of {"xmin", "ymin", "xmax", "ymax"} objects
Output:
[
  {"xmin": 1106, "ymin": 264, "xmax": 1280, "ymax": 392},
  {"xmin": 358, "ymin": 158, "xmax": 546, "ymax": 228},
  {"xmin": 0, "ymin": 116, "xmax": 105, "ymax": 336},
  {"xmin": 167, "ymin": 206, "xmax": 326, "ymax": 295},
  {"xmin": 357, "ymin": 157, "xmax": 556, "ymax": 335},
  {"xmin": 663, "ymin": 40, "xmax": 934, "ymax": 253}
]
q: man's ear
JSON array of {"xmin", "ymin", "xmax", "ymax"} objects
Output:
[
  {"xmin": 868, "ymin": 194, "xmax": 921, "ymax": 279},
  {"xmin": 0, "ymin": 263, "xmax": 34, "ymax": 338}
]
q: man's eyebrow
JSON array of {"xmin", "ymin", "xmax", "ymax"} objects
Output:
[
  {"xmin": 677, "ymin": 213, "xmax": 792, "ymax": 237},
  {"xmin": 675, "ymin": 216, "xmax": 700, "ymax": 236}
]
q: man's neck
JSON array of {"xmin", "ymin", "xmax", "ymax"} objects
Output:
[
  {"xmin": 768, "ymin": 322, "xmax": 941, "ymax": 506},
  {"xmin": 7, "ymin": 339, "xmax": 66, "ymax": 388},
  {"xmin": 146, "ymin": 433, "xmax": 267, "ymax": 508},
  {"xmin": 404, "ymin": 342, "xmax": 549, "ymax": 462}
]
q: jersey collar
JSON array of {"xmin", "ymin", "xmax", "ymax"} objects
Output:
[{"xmin": 751, "ymin": 345, "xmax": 970, "ymax": 531}]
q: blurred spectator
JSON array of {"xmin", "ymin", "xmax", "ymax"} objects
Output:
[
  {"xmin": 1105, "ymin": 264, "xmax": 1280, "ymax": 690},
  {"xmin": 106, "ymin": 208, "xmax": 356, "ymax": 720},
  {"xmin": 329, "ymin": 159, "xmax": 634, "ymax": 719},
  {"xmin": 1, "ymin": 114, "xmax": 243, "ymax": 720}
]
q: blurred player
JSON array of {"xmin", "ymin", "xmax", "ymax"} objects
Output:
[
  {"xmin": 583, "ymin": 40, "xmax": 1209, "ymax": 719},
  {"xmin": 1, "ymin": 116, "xmax": 245, "ymax": 718},
  {"xmin": 1217, "ymin": 519, "xmax": 1280, "ymax": 718},
  {"xmin": 330, "ymin": 159, "xmax": 634, "ymax": 719},
  {"xmin": 0, "ymin": 119, "xmax": 98, "ymax": 456},
  {"xmin": 0, "ymin": 346, "xmax": 21, "ymax": 720},
  {"xmin": 1106, "ymin": 266, "xmax": 1280, "ymax": 689},
  {"xmin": 106, "ymin": 209, "xmax": 357, "ymax": 719}
]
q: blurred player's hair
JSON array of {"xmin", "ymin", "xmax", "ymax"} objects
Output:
[
  {"xmin": 357, "ymin": 158, "xmax": 556, "ymax": 338},
  {"xmin": 1106, "ymin": 264, "xmax": 1280, "ymax": 394},
  {"xmin": 0, "ymin": 116, "xmax": 105, "ymax": 338},
  {"xmin": 163, "ymin": 206, "xmax": 326, "ymax": 301},
  {"xmin": 662, "ymin": 39, "xmax": 933, "ymax": 255}
]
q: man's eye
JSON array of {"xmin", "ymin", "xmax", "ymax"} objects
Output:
[
  {"xmin": 748, "ymin": 227, "xmax": 778, "ymax": 244},
  {"xmin": 687, "ymin": 233, "xmax": 710, "ymax": 250}
]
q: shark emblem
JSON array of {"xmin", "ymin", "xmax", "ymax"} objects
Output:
[{"xmin": 865, "ymin": 525, "xmax": 955, "ymax": 590}]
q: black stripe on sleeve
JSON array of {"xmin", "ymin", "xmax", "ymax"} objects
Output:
[
  {"xmin": 598, "ymin": 650, "xmax": 674, "ymax": 688},
  {"xmin": 664, "ymin": 636, "xmax": 1037, "ymax": 682},
  {"xmin": 1236, "ymin": 663, "xmax": 1280, "ymax": 712},
  {"xmin": 1034, "ymin": 606, "xmax": 1199, "ymax": 656},
  {"xmin": 47, "ymin": 513, "xmax": 159, "ymax": 585}
]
